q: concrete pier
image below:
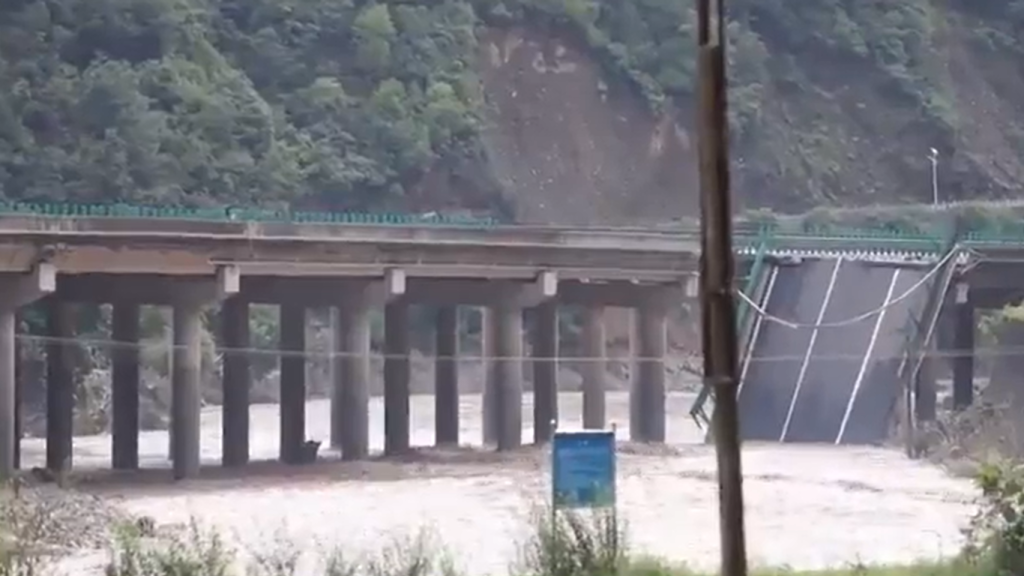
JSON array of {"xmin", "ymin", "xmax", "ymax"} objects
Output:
[
  {"xmin": 0, "ymin": 309, "xmax": 16, "ymax": 480},
  {"xmin": 914, "ymin": 351, "xmax": 937, "ymax": 422},
  {"xmin": 12, "ymin": 329, "xmax": 21, "ymax": 470},
  {"xmin": 581, "ymin": 305, "xmax": 606, "ymax": 430},
  {"xmin": 384, "ymin": 300, "xmax": 411, "ymax": 455},
  {"xmin": 435, "ymin": 306, "xmax": 459, "ymax": 446},
  {"xmin": 171, "ymin": 302, "xmax": 202, "ymax": 479},
  {"xmin": 334, "ymin": 296, "xmax": 371, "ymax": 460},
  {"xmin": 532, "ymin": 302, "xmax": 558, "ymax": 443},
  {"xmin": 490, "ymin": 300, "xmax": 523, "ymax": 451},
  {"xmin": 46, "ymin": 299, "xmax": 75, "ymax": 472},
  {"xmin": 482, "ymin": 309, "xmax": 497, "ymax": 445},
  {"xmin": 111, "ymin": 302, "xmax": 141, "ymax": 470},
  {"xmin": 0, "ymin": 213, "xmax": 697, "ymax": 478},
  {"xmin": 221, "ymin": 297, "xmax": 250, "ymax": 467},
  {"xmin": 279, "ymin": 302, "xmax": 306, "ymax": 464},
  {"xmin": 631, "ymin": 304, "xmax": 667, "ymax": 443},
  {"xmin": 952, "ymin": 301, "xmax": 975, "ymax": 410}
]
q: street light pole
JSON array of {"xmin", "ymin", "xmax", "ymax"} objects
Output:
[
  {"xmin": 696, "ymin": 0, "xmax": 748, "ymax": 575},
  {"xmin": 929, "ymin": 148, "xmax": 939, "ymax": 205}
]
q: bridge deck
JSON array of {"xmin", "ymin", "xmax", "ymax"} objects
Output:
[{"xmin": 737, "ymin": 258, "xmax": 931, "ymax": 444}]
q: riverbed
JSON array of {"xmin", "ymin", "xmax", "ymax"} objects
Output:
[{"xmin": 20, "ymin": 391, "xmax": 976, "ymax": 574}]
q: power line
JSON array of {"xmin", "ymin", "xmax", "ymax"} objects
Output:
[
  {"xmin": 735, "ymin": 247, "xmax": 961, "ymax": 330},
  {"xmin": 4, "ymin": 332, "xmax": 1015, "ymax": 363}
]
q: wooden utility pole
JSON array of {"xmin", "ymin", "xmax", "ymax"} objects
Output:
[{"xmin": 695, "ymin": 0, "xmax": 749, "ymax": 575}]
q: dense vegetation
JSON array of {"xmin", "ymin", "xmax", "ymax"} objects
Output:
[{"xmin": 4, "ymin": 0, "xmax": 1024, "ymax": 214}]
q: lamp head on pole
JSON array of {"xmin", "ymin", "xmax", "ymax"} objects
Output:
[{"xmin": 929, "ymin": 148, "xmax": 938, "ymax": 163}]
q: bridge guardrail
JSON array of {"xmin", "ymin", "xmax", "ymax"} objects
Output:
[{"xmin": 5, "ymin": 202, "xmax": 1024, "ymax": 252}]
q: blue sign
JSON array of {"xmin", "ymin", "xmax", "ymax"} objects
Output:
[{"xmin": 551, "ymin": 430, "xmax": 616, "ymax": 509}]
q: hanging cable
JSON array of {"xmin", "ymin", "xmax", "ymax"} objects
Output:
[{"xmin": 736, "ymin": 247, "xmax": 961, "ymax": 330}]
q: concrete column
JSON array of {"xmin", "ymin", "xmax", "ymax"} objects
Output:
[
  {"xmin": 952, "ymin": 302, "xmax": 975, "ymax": 410},
  {"xmin": 532, "ymin": 301, "xmax": 558, "ymax": 443},
  {"xmin": 171, "ymin": 301, "xmax": 202, "ymax": 480},
  {"xmin": 221, "ymin": 297, "xmax": 250, "ymax": 467},
  {"xmin": 384, "ymin": 300, "xmax": 411, "ymax": 455},
  {"xmin": 165, "ymin": 308, "xmax": 175, "ymax": 459},
  {"xmin": 482, "ymin": 309, "xmax": 497, "ymax": 445},
  {"xmin": 489, "ymin": 300, "xmax": 523, "ymax": 451},
  {"xmin": 632, "ymin": 305, "xmax": 667, "ymax": 443},
  {"xmin": 0, "ymin": 309, "xmax": 15, "ymax": 481},
  {"xmin": 334, "ymin": 299, "xmax": 371, "ymax": 459},
  {"xmin": 13, "ymin": 329, "xmax": 20, "ymax": 471},
  {"xmin": 46, "ymin": 299, "xmax": 74, "ymax": 473},
  {"xmin": 915, "ymin": 352, "xmax": 937, "ymax": 422},
  {"xmin": 435, "ymin": 306, "xmax": 459, "ymax": 446},
  {"xmin": 112, "ymin": 302, "xmax": 141, "ymax": 470},
  {"xmin": 279, "ymin": 302, "xmax": 306, "ymax": 464},
  {"xmin": 581, "ymin": 305, "xmax": 606, "ymax": 430}
]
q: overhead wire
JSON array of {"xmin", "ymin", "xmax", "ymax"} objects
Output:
[
  {"xmin": 5, "ymin": 331, "xmax": 1016, "ymax": 364},
  {"xmin": 735, "ymin": 247, "xmax": 963, "ymax": 330}
]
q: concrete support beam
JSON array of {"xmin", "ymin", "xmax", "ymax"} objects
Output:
[
  {"xmin": 557, "ymin": 281, "xmax": 686, "ymax": 308},
  {"xmin": 631, "ymin": 304, "xmax": 667, "ymax": 443},
  {"xmin": 334, "ymin": 294, "xmax": 371, "ymax": 460},
  {"xmin": 279, "ymin": 302, "xmax": 306, "ymax": 464},
  {"xmin": 489, "ymin": 299, "xmax": 524, "ymax": 451},
  {"xmin": 0, "ymin": 310, "xmax": 15, "ymax": 481},
  {"xmin": 435, "ymin": 306, "xmax": 459, "ymax": 446},
  {"xmin": 1, "ymin": 264, "xmax": 57, "ymax": 308},
  {"xmin": 953, "ymin": 301, "xmax": 975, "ymax": 410},
  {"xmin": 112, "ymin": 302, "xmax": 141, "ymax": 470},
  {"xmin": 581, "ymin": 305, "xmax": 606, "ymax": 430},
  {"xmin": 532, "ymin": 301, "xmax": 558, "ymax": 444},
  {"xmin": 221, "ymin": 297, "xmax": 250, "ymax": 467},
  {"xmin": 171, "ymin": 301, "xmax": 203, "ymax": 480},
  {"xmin": 46, "ymin": 299, "xmax": 75, "ymax": 473},
  {"xmin": 519, "ymin": 271, "xmax": 558, "ymax": 308},
  {"xmin": 384, "ymin": 299, "xmax": 411, "ymax": 455}
]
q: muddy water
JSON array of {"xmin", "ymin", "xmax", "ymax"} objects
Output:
[{"xmin": 22, "ymin": 392, "xmax": 977, "ymax": 574}]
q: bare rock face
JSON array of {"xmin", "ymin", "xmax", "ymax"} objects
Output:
[{"xmin": 475, "ymin": 28, "xmax": 699, "ymax": 226}]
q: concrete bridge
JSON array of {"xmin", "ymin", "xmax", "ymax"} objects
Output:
[
  {"xmin": 0, "ymin": 211, "xmax": 702, "ymax": 480},
  {"xmin": 4, "ymin": 203, "xmax": 1024, "ymax": 480}
]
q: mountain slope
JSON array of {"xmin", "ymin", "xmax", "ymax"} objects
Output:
[{"xmin": 2, "ymin": 0, "xmax": 1024, "ymax": 223}]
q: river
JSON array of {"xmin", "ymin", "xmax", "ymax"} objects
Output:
[{"xmin": 19, "ymin": 391, "xmax": 976, "ymax": 574}]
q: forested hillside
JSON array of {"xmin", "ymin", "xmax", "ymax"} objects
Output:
[{"xmin": 2, "ymin": 0, "xmax": 1024, "ymax": 222}]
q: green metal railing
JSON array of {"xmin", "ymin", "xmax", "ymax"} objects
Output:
[
  {"xmin": 688, "ymin": 235, "xmax": 772, "ymax": 429},
  {"xmin": 7, "ymin": 201, "xmax": 1024, "ymax": 248},
  {"xmin": 0, "ymin": 202, "xmax": 499, "ymax": 226}
]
